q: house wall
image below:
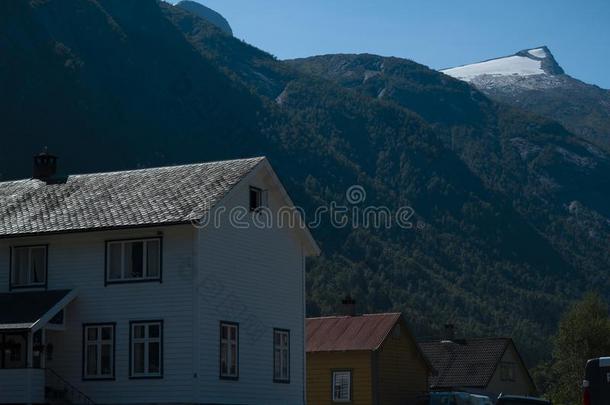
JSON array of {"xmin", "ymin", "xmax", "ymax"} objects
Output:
[
  {"xmin": 0, "ymin": 368, "xmax": 45, "ymax": 404},
  {"xmin": 486, "ymin": 343, "xmax": 536, "ymax": 397},
  {"xmin": 0, "ymin": 225, "xmax": 197, "ymax": 404},
  {"xmin": 195, "ymin": 166, "xmax": 307, "ymax": 405},
  {"xmin": 376, "ymin": 320, "xmax": 429, "ymax": 405},
  {"xmin": 307, "ymin": 351, "xmax": 373, "ymax": 405}
]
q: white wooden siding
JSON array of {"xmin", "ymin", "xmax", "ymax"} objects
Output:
[
  {"xmin": 196, "ymin": 167, "xmax": 306, "ymax": 405},
  {"xmin": 0, "ymin": 225, "xmax": 197, "ymax": 404},
  {"xmin": 0, "ymin": 365, "xmax": 45, "ymax": 403}
]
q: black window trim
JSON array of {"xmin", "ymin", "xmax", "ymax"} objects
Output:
[
  {"xmin": 273, "ymin": 328, "xmax": 291, "ymax": 384},
  {"xmin": 219, "ymin": 321, "xmax": 239, "ymax": 381},
  {"xmin": 9, "ymin": 244, "xmax": 49, "ymax": 291},
  {"xmin": 104, "ymin": 237, "xmax": 163, "ymax": 286},
  {"xmin": 128, "ymin": 319, "xmax": 164, "ymax": 380},
  {"xmin": 82, "ymin": 322, "xmax": 116, "ymax": 381}
]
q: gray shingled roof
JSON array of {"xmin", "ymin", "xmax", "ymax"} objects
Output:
[
  {"xmin": 0, "ymin": 290, "xmax": 73, "ymax": 330},
  {"xmin": 419, "ymin": 338, "xmax": 511, "ymax": 389},
  {"xmin": 0, "ymin": 157, "xmax": 264, "ymax": 237}
]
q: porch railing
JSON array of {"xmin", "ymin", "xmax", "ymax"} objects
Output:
[{"xmin": 45, "ymin": 367, "xmax": 96, "ymax": 405}]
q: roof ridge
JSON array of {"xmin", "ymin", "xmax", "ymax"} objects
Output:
[
  {"xmin": 0, "ymin": 156, "xmax": 266, "ymax": 184},
  {"xmin": 307, "ymin": 312, "xmax": 401, "ymax": 321},
  {"xmin": 419, "ymin": 336, "xmax": 512, "ymax": 344}
]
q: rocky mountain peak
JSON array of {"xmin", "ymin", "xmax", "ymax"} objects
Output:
[
  {"xmin": 176, "ymin": 1, "xmax": 233, "ymax": 36},
  {"xmin": 515, "ymin": 46, "xmax": 564, "ymax": 75}
]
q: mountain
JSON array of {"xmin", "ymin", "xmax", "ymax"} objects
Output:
[
  {"xmin": 176, "ymin": 0, "xmax": 232, "ymax": 35},
  {"xmin": 441, "ymin": 47, "xmax": 610, "ymax": 148},
  {"xmin": 2, "ymin": 0, "xmax": 610, "ymax": 367}
]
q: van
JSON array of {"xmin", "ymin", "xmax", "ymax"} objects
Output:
[{"xmin": 583, "ymin": 357, "xmax": 610, "ymax": 405}]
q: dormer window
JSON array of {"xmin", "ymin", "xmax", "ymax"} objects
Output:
[
  {"xmin": 249, "ymin": 186, "xmax": 264, "ymax": 211},
  {"xmin": 10, "ymin": 245, "xmax": 47, "ymax": 289}
]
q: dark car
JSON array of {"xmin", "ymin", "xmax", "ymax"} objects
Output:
[
  {"xmin": 584, "ymin": 357, "xmax": 610, "ymax": 405},
  {"xmin": 497, "ymin": 395, "xmax": 551, "ymax": 405}
]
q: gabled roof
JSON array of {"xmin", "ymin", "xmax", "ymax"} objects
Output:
[
  {"xmin": 0, "ymin": 289, "xmax": 77, "ymax": 331},
  {"xmin": 306, "ymin": 313, "xmax": 402, "ymax": 352},
  {"xmin": 0, "ymin": 157, "xmax": 264, "ymax": 238},
  {"xmin": 419, "ymin": 337, "xmax": 515, "ymax": 389}
]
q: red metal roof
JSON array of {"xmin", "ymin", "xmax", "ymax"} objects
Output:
[{"xmin": 306, "ymin": 313, "xmax": 402, "ymax": 352}]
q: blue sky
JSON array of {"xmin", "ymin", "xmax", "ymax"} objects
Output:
[{"xmin": 180, "ymin": 0, "xmax": 610, "ymax": 89}]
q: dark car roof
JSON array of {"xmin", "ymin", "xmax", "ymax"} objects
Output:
[{"xmin": 498, "ymin": 395, "xmax": 551, "ymax": 404}]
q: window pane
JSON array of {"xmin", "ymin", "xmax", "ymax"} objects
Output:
[
  {"xmin": 274, "ymin": 349, "xmax": 281, "ymax": 378},
  {"xmin": 87, "ymin": 327, "xmax": 98, "ymax": 341},
  {"xmin": 149, "ymin": 342, "xmax": 160, "ymax": 373},
  {"xmin": 101, "ymin": 344, "xmax": 112, "ymax": 375},
  {"xmin": 221, "ymin": 325, "xmax": 228, "ymax": 340},
  {"xmin": 134, "ymin": 342, "xmax": 145, "ymax": 374},
  {"xmin": 101, "ymin": 327, "xmax": 112, "ymax": 341},
  {"xmin": 146, "ymin": 240, "xmax": 160, "ymax": 278},
  {"xmin": 86, "ymin": 345, "xmax": 98, "ymax": 375},
  {"xmin": 230, "ymin": 326, "xmax": 236, "ymax": 341},
  {"xmin": 220, "ymin": 341, "xmax": 228, "ymax": 374},
  {"xmin": 149, "ymin": 324, "xmax": 160, "ymax": 338},
  {"xmin": 134, "ymin": 325, "xmax": 145, "ymax": 339},
  {"xmin": 108, "ymin": 243, "xmax": 122, "ymax": 280},
  {"xmin": 125, "ymin": 242, "xmax": 144, "ymax": 278},
  {"xmin": 13, "ymin": 248, "xmax": 29, "ymax": 285},
  {"xmin": 30, "ymin": 247, "xmax": 46, "ymax": 283},
  {"xmin": 230, "ymin": 343, "xmax": 237, "ymax": 374}
]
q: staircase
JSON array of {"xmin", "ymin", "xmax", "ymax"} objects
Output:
[{"xmin": 45, "ymin": 368, "xmax": 96, "ymax": 405}]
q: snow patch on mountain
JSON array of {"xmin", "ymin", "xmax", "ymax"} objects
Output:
[
  {"xmin": 441, "ymin": 47, "xmax": 564, "ymax": 83},
  {"xmin": 442, "ymin": 55, "xmax": 544, "ymax": 81},
  {"xmin": 528, "ymin": 48, "xmax": 547, "ymax": 59}
]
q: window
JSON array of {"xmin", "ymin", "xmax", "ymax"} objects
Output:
[
  {"xmin": 332, "ymin": 370, "xmax": 352, "ymax": 402},
  {"xmin": 11, "ymin": 245, "xmax": 47, "ymax": 288},
  {"xmin": 273, "ymin": 329, "xmax": 290, "ymax": 382},
  {"xmin": 249, "ymin": 186, "xmax": 264, "ymax": 211},
  {"xmin": 500, "ymin": 362, "xmax": 517, "ymax": 382},
  {"xmin": 130, "ymin": 321, "xmax": 163, "ymax": 378},
  {"xmin": 83, "ymin": 324, "xmax": 115, "ymax": 379},
  {"xmin": 219, "ymin": 322, "xmax": 238, "ymax": 379},
  {"xmin": 1, "ymin": 333, "xmax": 27, "ymax": 369},
  {"xmin": 106, "ymin": 239, "xmax": 161, "ymax": 283}
]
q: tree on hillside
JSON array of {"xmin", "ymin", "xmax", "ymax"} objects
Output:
[{"xmin": 543, "ymin": 293, "xmax": 610, "ymax": 405}]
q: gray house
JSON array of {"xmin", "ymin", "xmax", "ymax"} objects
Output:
[
  {"xmin": 420, "ymin": 336, "xmax": 537, "ymax": 398},
  {"xmin": 0, "ymin": 153, "xmax": 319, "ymax": 404}
]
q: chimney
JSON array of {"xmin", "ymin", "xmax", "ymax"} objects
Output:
[
  {"xmin": 33, "ymin": 149, "xmax": 58, "ymax": 182},
  {"xmin": 341, "ymin": 295, "xmax": 356, "ymax": 317},
  {"xmin": 443, "ymin": 323, "xmax": 455, "ymax": 341}
]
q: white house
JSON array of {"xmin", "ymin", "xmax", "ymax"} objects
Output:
[{"xmin": 0, "ymin": 153, "xmax": 319, "ymax": 405}]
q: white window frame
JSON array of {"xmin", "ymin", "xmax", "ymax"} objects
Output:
[
  {"xmin": 219, "ymin": 322, "xmax": 239, "ymax": 379},
  {"xmin": 11, "ymin": 245, "xmax": 47, "ymax": 288},
  {"xmin": 273, "ymin": 329, "xmax": 290, "ymax": 382},
  {"xmin": 332, "ymin": 370, "xmax": 352, "ymax": 403},
  {"xmin": 83, "ymin": 324, "xmax": 115, "ymax": 380},
  {"xmin": 130, "ymin": 321, "xmax": 163, "ymax": 378},
  {"xmin": 106, "ymin": 238, "xmax": 161, "ymax": 283}
]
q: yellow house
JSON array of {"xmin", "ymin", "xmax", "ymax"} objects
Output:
[{"xmin": 306, "ymin": 312, "xmax": 432, "ymax": 405}]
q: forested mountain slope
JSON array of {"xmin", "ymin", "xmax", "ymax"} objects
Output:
[{"xmin": 1, "ymin": 0, "xmax": 609, "ymax": 366}]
